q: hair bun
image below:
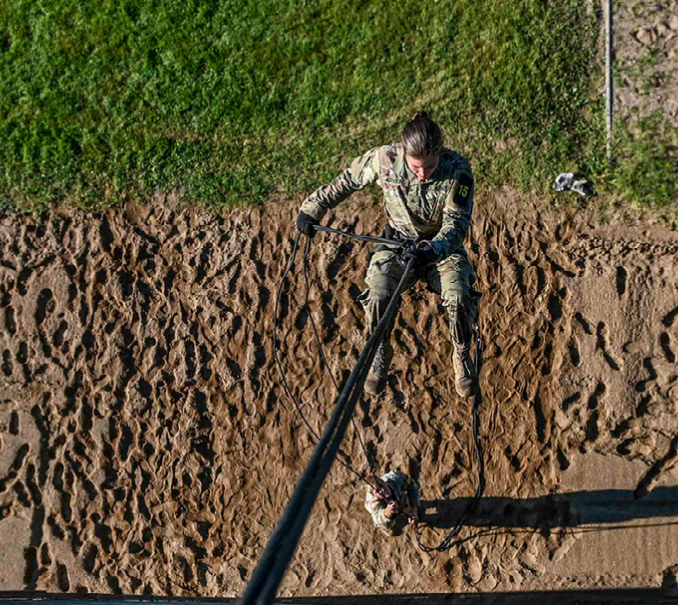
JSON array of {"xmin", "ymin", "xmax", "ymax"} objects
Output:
[{"xmin": 411, "ymin": 110, "xmax": 430, "ymax": 121}]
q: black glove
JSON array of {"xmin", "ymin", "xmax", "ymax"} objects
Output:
[
  {"xmin": 399, "ymin": 243, "xmax": 439, "ymax": 268},
  {"xmin": 296, "ymin": 211, "xmax": 319, "ymax": 238}
]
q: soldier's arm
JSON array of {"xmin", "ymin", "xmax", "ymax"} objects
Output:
[
  {"xmin": 370, "ymin": 502, "xmax": 397, "ymax": 530},
  {"xmin": 429, "ymin": 160, "xmax": 474, "ymax": 260},
  {"xmin": 364, "ymin": 491, "xmax": 396, "ymax": 530},
  {"xmin": 299, "ymin": 148, "xmax": 380, "ymax": 221}
]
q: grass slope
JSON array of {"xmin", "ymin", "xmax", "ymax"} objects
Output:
[{"xmin": 1, "ymin": 0, "xmax": 610, "ymax": 211}]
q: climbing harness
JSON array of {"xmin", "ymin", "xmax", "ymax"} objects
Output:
[{"xmin": 242, "ymin": 224, "xmax": 484, "ymax": 605}]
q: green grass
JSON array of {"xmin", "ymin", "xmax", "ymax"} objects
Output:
[
  {"xmin": 612, "ymin": 112, "xmax": 677, "ymax": 208},
  {"xmin": 0, "ymin": 0, "xmax": 612, "ymax": 211}
]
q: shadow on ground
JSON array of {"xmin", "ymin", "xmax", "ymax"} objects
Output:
[
  {"xmin": 420, "ymin": 486, "xmax": 678, "ymax": 530},
  {"xmin": 1, "ymin": 589, "xmax": 678, "ymax": 605}
]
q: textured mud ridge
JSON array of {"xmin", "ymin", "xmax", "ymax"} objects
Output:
[{"xmin": 0, "ymin": 192, "xmax": 677, "ymax": 596}]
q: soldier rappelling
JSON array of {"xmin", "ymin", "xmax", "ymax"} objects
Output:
[{"xmin": 296, "ymin": 111, "xmax": 479, "ymax": 398}]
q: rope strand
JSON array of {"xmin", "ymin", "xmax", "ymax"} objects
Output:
[
  {"xmin": 271, "ymin": 224, "xmax": 485, "ymax": 561},
  {"xmin": 243, "ymin": 242, "xmax": 415, "ymax": 605},
  {"xmin": 301, "ymin": 238, "xmax": 380, "ymax": 482},
  {"xmin": 414, "ymin": 324, "xmax": 485, "ymax": 552},
  {"xmin": 273, "ymin": 232, "xmax": 379, "ymax": 490}
]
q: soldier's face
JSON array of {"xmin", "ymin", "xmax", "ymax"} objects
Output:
[{"xmin": 406, "ymin": 154, "xmax": 440, "ymax": 180}]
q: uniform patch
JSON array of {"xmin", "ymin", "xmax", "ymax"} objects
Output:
[{"xmin": 453, "ymin": 173, "xmax": 473, "ymax": 208}]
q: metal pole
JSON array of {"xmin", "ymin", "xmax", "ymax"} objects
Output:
[{"xmin": 605, "ymin": 0, "xmax": 614, "ymax": 164}]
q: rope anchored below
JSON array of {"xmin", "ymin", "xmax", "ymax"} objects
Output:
[
  {"xmin": 241, "ymin": 228, "xmax": 415, "ymax": 605},
  {"xmin": 242, "ymin": 223, "xmax": 485, "ymax": 605}
]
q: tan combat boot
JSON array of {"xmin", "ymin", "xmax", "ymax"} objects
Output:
[
  {"xmin": 364, "ymin": 341, "xmax": 393, "ymax": 395},
  {"xmin": 452, "ymin": 342, "xmax": 477, "ymax": 398}
]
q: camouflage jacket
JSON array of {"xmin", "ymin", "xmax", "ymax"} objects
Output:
[
  {"xmin": 364, "ymin": 469, "xmax": 419, "ymax": 531},
  {"xmin": 299, "ymin": 143, "xmax": 474, "ymax": 260}
]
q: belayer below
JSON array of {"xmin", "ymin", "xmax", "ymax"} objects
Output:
[
  {"xmin": 364, "ymin": 469, "xmax": 420, "ymax": 536},
  {"xmin": 296, "ymin": 111, "xmax": 479, "ymax": 398}
]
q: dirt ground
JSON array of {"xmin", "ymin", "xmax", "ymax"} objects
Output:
[
  {"xmin": 0, "ymin": 186, "xmax": 677, "ymax": 598},
  {"xmin": 615, "ymin": 0, "xmax": 678, "ymax": 127}
]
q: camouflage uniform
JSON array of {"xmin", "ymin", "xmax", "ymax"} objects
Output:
[
  {"xmin": 300, "ymin": 142, "xmax": 478, "ymax": 394},
  {"xmin": 364, "ymin": 469, "xmax": 420, "ymax": 533}
]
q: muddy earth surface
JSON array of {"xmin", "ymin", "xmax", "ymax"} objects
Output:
[{"xmin": 1, "ymin": 191, "xmax": 678, "ymax": 596}]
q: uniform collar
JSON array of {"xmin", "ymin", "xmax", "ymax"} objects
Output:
[{"xmin": 392, "ymin": 144, "xmax": 410, "ymax": 178}]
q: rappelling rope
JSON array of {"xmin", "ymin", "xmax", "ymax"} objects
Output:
[
  {"xmin": 242, "ymin": 240, "xmax": 415, "ymax": 605},
  {"xmin": 300, "ymin": 237, "xmax": 380, "ymax": 480},
  {"xmin": 313, "ymin": 224, "xmax": 405, "ymax": 245},
  {"xmin": 266, "ymin": 224, "xmax": 485, "ymax": 604},
  {"xmin": 272, "ymin": 232, "xmax": 381, "ymax": 489}
]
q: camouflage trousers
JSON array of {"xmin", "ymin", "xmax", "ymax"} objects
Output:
[{"xmin": 358, "ymin": 247, "xmax": 478, "ymax": 346}]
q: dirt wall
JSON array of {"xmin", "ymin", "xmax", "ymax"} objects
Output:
[{"xmin": 1, "ymin": 191, "xmax": 677, "ymax": 596}]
